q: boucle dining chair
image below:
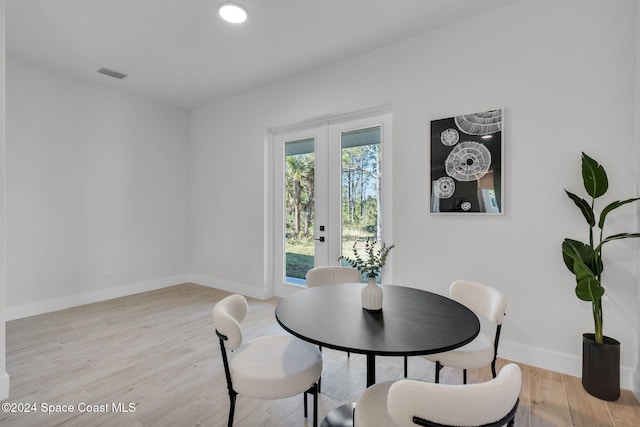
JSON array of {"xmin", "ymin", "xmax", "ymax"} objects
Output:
[
  {"xmin": 354, "ymin": 363, "xmax": 521, "ymax": 427},
  {"xmin": 423, "ymin": 280, "xmax": 507, "ymax": 384},
  {"xmin": 306, "ymin": 266, "xmax": 361, "ymax": 287},
  {"xmin": 306, "ymin": 265, "xmax": 361, "ymax": 388},
  {"xmin": 213, "ymin": 294, "xmax": 323, "ymax": 427}
]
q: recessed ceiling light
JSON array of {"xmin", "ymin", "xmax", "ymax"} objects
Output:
[{"xmin": 219, "ymin": 3, "xmax": 247, "ymax": 24}]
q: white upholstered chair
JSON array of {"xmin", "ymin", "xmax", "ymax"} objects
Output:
[
  {"xmin": 424, "ymin": 280, "xmax": 507, "ymax": 384},
  {"xmin": 213, "ymin": 294, "xmax": 323, "ymax": 427},
  {"xmin": 305, "ymin": 268, "xmax": 360, "ymax": 347},
  {"xmin": 306, "ymin": 266, "xmax": 361, "ymax": 287},
  {"xmin": 305, "ymin": 266, "xmax": 360, "ymax": 389},
  {"xmin": 354, "ymin": 363, "xmax": 521, "ymax": 427}
]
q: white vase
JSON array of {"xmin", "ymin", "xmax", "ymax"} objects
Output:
[{"xmin": 362, "ymin": 276, "xmax": 383, "ymax": 311}]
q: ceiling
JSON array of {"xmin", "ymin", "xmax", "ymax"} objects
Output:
[{"xmin": 6, "ymin": 0, "xmax": 520, "ymax": 109}]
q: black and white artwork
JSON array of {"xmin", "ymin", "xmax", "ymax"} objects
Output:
[{"xmin": 430, "ymin": 109, "xmax": 503, "ymax": 214}]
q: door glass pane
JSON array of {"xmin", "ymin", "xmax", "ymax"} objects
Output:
[
  {"xmin": 284, "ymin": 138, "xmax": 315, "ymax": 284},
  {"xmin": 340, "ymin": 126, "xmax": 381, "ymax": 281}
]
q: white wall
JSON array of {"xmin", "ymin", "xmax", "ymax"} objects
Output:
[
  {"xmin": 0, "ymin": 0, "xmax": 9, "ymax": 400},
  {"xmin": 5, "ymin": 57, "xmax": 191, "ymax": 319},
  {"xmin": 190, "ymin": 0, "xmax": 640, "ymax": 389}
]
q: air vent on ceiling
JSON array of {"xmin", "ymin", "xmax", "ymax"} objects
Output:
[{"xmin": 96, "ymin": 67, "xmax": 128, "ymax": 80}]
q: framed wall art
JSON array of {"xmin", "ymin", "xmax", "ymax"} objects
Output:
[{"xmin": 430, "ymin": 109, "xmax": 503, "ymax": 214}]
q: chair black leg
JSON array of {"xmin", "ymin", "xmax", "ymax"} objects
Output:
[
  {"xmin": 313, "ymin": 384, "xmax": 319, "ymax": 427},
  {"xmin": 491, "ymin": 359, "xmax": 497, "ymax": 378},
  {"xmin": 227, "ymin": 393, "xmax": 236, "ymax": 427},
  {"xmin": 352, "ymin": 406, "xmax": 356, "ymax": 427},
  {"xmin": 463, "ymin": 369, "xmax": 467, "ymax": 384},
  {"xmin": 305, "ymin": 383, "xmax": 319, "ymax": 427},
  {"xmin": 435, "ymin": 361, "xmax": 441, "ymax": 383},
  {"xmin": 218, "ymin": 333, "xmax": 237, "ymax": 427},
  {"xmin": 404, "ymin": 356, "xmax": 408, "ymax": 378},
  {"xmin": 318, "ymin": 346, "xmax": 323, "ymax": 393}
]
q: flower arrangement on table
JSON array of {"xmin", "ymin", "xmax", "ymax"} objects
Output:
[
  {"xmin": 339, "ymin": 239, "xmax": 394, "ymax": 311},
  {"xmin": 338, "ymin": 239, "xmax": 396, "ymax": 277},
  {"xmin": 339, "ymin": 239, "xmax": 395, "ymax": 278}
]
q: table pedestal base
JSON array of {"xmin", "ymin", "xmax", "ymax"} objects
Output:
[{"xmin": 320, "ymin": 402, "xmax": 356, "ymax": 427}]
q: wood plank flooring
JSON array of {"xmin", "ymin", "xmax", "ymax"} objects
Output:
[{"xmin": 1, "ymin": 283, "xmax": 639, "ymax": 426}]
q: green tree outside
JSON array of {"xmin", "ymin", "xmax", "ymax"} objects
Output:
[{"xmin": 285, "ymin": 138, "xmax": 381, "ymax": 280}]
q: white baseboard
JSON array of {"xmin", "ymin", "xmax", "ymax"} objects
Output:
[
  {"xmin": 500, "ymin": 339, "xmax": 635, "ymax": 391},
  {"xmin": 188, "ymin": 274, "xmax": 272, "ymax": 300},
  {"xmin": 5, "ymin": 274, "xmax": 270, "ymax": 321},
  {"xmin": 634, "ymin": 370, "xmax": 640, "ymax": 400},
  {"xmin": 5, "ymin": 275, "xmax": 191, "ymax": 321},
  {"xmin": 500, "ymin": 339, "xmax": 581, "ymax": 377},
  {"xmin": 0, "ymin": 372, "xmax": 9, "ymax": 400}
]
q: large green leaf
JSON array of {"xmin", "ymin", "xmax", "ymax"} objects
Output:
[
  {"xmin": 573, "ymin": 257, "xmax": 595, "ymax": 282},
  {"xmin": 565, "ymin": 190, "xmax": 595, "ymax": 226},
  {"xmin": 581, "ymin": 152, "xmax": 608, "ymax": 198},
  {"xmin": 597, "ymin": 232, "xmax": 640, "ymax": 249},
  {"xmin": 590, "ymin": 251, "xmax": 604, "ymax": 278},
  {"xmin": 561, "ymin": 239, "xmax": 593, "ymax": 274},
  {"xmin": 573, "ymin": 258, "xmax": 602, "ymax": 302},
  {"xmin": 598, "ymin": 198, "xmax": 640, "ymax": 228},
  {"xmin": 575, "ymin": 276, "xmax": 604, "ymax": 303}
]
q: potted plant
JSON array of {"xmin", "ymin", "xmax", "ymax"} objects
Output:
[
  {"xmin": 340, "ymin": 239, "xmax": 394, "ymax": 311},
  {"xmin": 561, "ymin": 152, "xmax": 640, "ymax": 400}
]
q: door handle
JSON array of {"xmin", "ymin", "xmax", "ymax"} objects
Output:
[{"xmin": 314, "ymin": 236, "xmax": 325, "ymax": 242}]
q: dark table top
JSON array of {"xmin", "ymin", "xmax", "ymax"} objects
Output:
[{"xmin": 275, "ymin": 283, "xmax": 480, "ymax": 357}]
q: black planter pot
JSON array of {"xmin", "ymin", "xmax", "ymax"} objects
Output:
[{"xmin": 582, "ymin": 333, "xmax": 620, "ymax": 401}]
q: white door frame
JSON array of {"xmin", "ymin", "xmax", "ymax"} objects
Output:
[{"xmin": 269, "ymin": 108, "xmax": 392, "ymax": 298}]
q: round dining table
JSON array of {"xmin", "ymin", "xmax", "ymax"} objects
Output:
[{"xmin": 275, "ymin": 283, "xmax": 480, "ymax": 427}]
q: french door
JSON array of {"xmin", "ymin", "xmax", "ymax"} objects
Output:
[{"xmin": 272, "ymin": 111, "xmax": 392, "ymax": 297}]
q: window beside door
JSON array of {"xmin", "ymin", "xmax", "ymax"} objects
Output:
[
  {"xmin": 284, "ymin": 138, "xmax": 315, "ymax": 284},
  {"xmin": 339, "ymin": 126, "xmax": 382, "ymax": 281}
]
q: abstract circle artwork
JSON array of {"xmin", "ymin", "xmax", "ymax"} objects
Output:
[
  {"xmin": 454, "ymin": 110, "xmax": 503, "ymax": 135},
  {"xmin": 430, "ymin": 108, "xmax": 503, "ymax": 214},
  {"xmin": 440, "ymin": 128, "xmax": 459, "ymax": 146},
  {"xmin": 434, "ymin": 177, "xmax": 455, "ymax": 199},
  {"xmin": 445, "ymin": 141, "xmax": 492, "ymax": 181}
]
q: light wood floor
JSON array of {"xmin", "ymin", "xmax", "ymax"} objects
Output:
[{"xmin": 1, "ymin": 283, "xmax": 639, "ymax": 426}]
